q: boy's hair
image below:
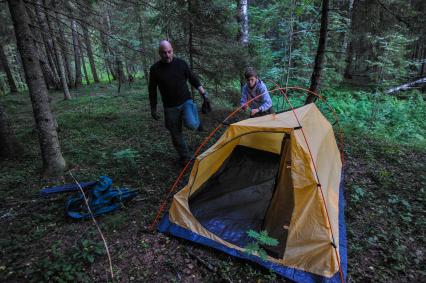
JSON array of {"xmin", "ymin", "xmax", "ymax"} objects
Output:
[{"xmin": 244, "ymin": 67, "xmax": 258, "ymax": 79}]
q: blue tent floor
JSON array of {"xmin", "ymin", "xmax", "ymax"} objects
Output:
[{"xmin": 159, "ymin": 176, "xmax": 347, "ymax": 283}]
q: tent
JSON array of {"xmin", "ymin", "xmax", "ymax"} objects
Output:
[{"xmin": 159, "ymin": 103, "xmax": 347, "ymax": 282}]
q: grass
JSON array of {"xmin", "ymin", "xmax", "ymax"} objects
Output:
[{"xmin": 0, "ymin": 80, "xmax": 425, "ymax": 282}]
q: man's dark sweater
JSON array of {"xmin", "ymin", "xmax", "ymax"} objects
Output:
[{"xmin": 148, "ymin": 57, "xmax": 201, "ymax": 108}]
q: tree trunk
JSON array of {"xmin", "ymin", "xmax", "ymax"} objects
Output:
[
  {"xmin": 82, "ymin": 24, "xmax": 100, "ymax": 83},
  {"xmin": 25, "ymin": 3, "xmax": 57, "ymax": 89},
  {"xmin": 99, "ymin": 12, "xmax": 116, "ymax": 81},
  {"xmin": 340, "ymin": 0, "xmax": 354, "ymax": 58},
  {"xmin": 109, "ymin": 64, "xmax": 117, "ymax": 80},
  {"xmin": 142, "ymin": 66, "xmax": 149, "ymax": 86},
  {"xmin": 80, "ymin": 45, "xmax": 90, "ymax": 85},
  {"xmin": 344, "ymin": 42, "xmax": 354, "ymax": 79},
  {"xmin": 71, "ymin": 19, "xmax": 82, "ymax": 87},
  {"xmin": 236, "ymin": 0, "xmax": 249, "ymax": 47},
  {"xmin": 385, "ymin": 77, "xmax": 426, "ymax": 94},
  {"xmin": 40, "ymin": 0, "xmax": 71, "ymax": 99},
  {"xmin": 117, "ymin": 57, "xmax": 125, "ymax": 83},
  {"xmin": 48, "ymin": 19, "xmax": 71, "ymax": 99},
  {"xmin": 137, "ymin": 20, "xmax": 149, "ymax": 86},
  {"xmin": 131, "ymin": 65, "xmax": 136, "ymax": 76},
  {"xmin": 411, "ymin": 41, "xmax": 419, "ymax": 61},
  {"xmin": 7, "ymin": 0, "xmax": 66, "ymax": 176},
  {"xmin": 55, "ymin": 10, "xmax": 74, "ymax": 87},
  {"xmin": 188, "ymin": 0, "xmax": 194, "ymax": 72},
  {"xmin": 14, "ymin": 52, "xmax": 26, "ymax": 90},
  {"xmin": 343, "ymin": 0, "xmax": 359, "ymax": 80},
  {"xmin": 105, "ymin": 59, "xmax": 111, "ymax": 83},
  {"xmin": 0, "ymin": 78, "xmax": 5, "ymax": 95},
  {"xmin": 38, "ymin": 0, "xmax": 71, "ymax": 100},
  {"xmin": 0, "ymin": 44, "xmax": 19, "ymax": 93},
  {"xmin": 236, "ymin": 0, "xmax": 249, "ymax": 89},
  {"xmin": 125, "ymin": 59, "xmax": 131, "ymax": 79},
  {"xmin": 34, "ymin": 0, "xmax": 60, "ymax": 88},
  {"xmin": 306, "ymin": 0, "xmax": 329, "ymax": 104},
  {"xmin": 188, "ymin": 0, "xmax": 195, "ymax": 97},
  {"xmin": 116, "ymin": 56, "xmax": 125, "ymax": 93},
  {"xmin": 0, "ymin": 101, "xmax": 22, "ymax": 158}
]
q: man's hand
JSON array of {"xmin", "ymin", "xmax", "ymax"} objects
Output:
[
  {"xmin": 151, "ymin": 107, "xmax": 159, "ymax": 120},
  {"xmin": 201, "ymin": 92, "xmax": 212, "ymax": 114},
  {"xmin": 250, "ymin": 108, "xmax": 260, "ymax": 117},
  {"xmin": 201, "ymin": 91, "xmax": 208, "ymax": 100}
]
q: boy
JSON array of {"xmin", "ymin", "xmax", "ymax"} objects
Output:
[{"xmin": 240, "ymin": 67, "xmax": 273, "ymax": 117}]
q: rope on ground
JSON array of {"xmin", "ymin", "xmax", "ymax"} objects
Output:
[{"xmin": 68, "ymin": 170, "xmax": 115, "ymax": 281}]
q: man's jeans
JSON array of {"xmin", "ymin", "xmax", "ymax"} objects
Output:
[{"xmin": 164, "ymin": 99, "xmax": 200, "ymax": 160}]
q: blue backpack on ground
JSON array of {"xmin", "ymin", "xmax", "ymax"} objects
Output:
[{"xmin": 40, "ymin": 176, "xmax": 137, "ymax": 219}]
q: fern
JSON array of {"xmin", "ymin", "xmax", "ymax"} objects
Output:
[{"xmin": 244, "ymin": 230, "xmax": 279, "ymax": 260}]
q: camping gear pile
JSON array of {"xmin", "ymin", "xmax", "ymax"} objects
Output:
[{"xmin": 41, "ymin": 176, "xmax": 137, "ymax": 219}]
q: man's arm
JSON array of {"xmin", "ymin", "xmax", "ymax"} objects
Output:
[
  {"xmin": 197, "ymin": 86, "xmax": 207, "ymax": 97},
  {"xmin": 250, "ymin": 84, "xmax": 272, "ymax": 116},
  {"xmin": 148, "ymin": 66, "xmax": 159, "ymax": 120},
  {"xmin": 257, "ymin": 84, "xmax": 272, "ymax": 112}
]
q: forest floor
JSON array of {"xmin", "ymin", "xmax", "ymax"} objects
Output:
[{"xmin": 0, "ymin": 81, "xmax": 424, "ymax": 282}]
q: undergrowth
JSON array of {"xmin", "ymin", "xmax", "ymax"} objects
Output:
[
  {"xmin": 0, "ymin": 80, "xmax": 424, "ymax": 282},
  {"xmin": 271, "ymin": 87, "xmax": 425, "ymax": 148}
]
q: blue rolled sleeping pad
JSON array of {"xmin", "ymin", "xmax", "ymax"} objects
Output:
[{"xmin": 40, "ymin": 176, "xmax": 137, "ymax": 219}]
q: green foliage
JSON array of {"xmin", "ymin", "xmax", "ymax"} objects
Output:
[
  {"xmin": 24, "ymin": 239, "xmax": 104, "ymax": 282},
  {"xmin": 113, "ymin": 148, "xmax": 139, "ymax": 163},
  {"xmin": 324, "ymin": 88, "xmax": 425, "ymax": 148},
  {"xmin": 351, "ymin": 186, "xmax": 366, "ymax": 203},
  {"xmin": 366, "ymin": 31, "xmax": 415, "ymax": 86},
  {"xmin": 248, "ymin": 0, "xmax": 320, "ymax": 85},
  {"xmin": 267, "ymin": 85, "xmax": 425, "ymax": 149},
  {"xmin": 245, "ymin": 230, "xmax": 278, "ymax": 260},
  {"xmin": 247, "ymin": 230, "xmax": 279, "ymax": 246},
  {"xmin": 112, "ymin": 148, "xmax": 140, "ymax": 176},
  {"xmin": 77, "ymin": 239, "xmax": 105, "ymax": 263}
]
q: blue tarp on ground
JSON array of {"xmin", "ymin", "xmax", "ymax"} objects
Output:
[{"xmin": 158, "ymin": 175, "xmax": 347, "ymax": 283}]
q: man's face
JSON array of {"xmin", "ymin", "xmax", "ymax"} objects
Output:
[
  {"xmin": 247, "ymin": 76, "xmax": 257, "ymax": 88},
  {"xmin": 159, "ymin": 45, "xmax": 174, "ymax": 63}
]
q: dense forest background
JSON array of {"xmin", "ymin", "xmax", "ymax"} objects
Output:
[
  {"xmin": 1, "ymin": 0, "xmax": 426, "ymax": 97},
  {"xmin": 0, "ymin": 0, "xmax": 425, "ymax": 282}
]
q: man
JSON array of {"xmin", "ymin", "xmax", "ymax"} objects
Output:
[{"xmin": 148, "ymin": 40, "xmax": 209, "ymax": 165}]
